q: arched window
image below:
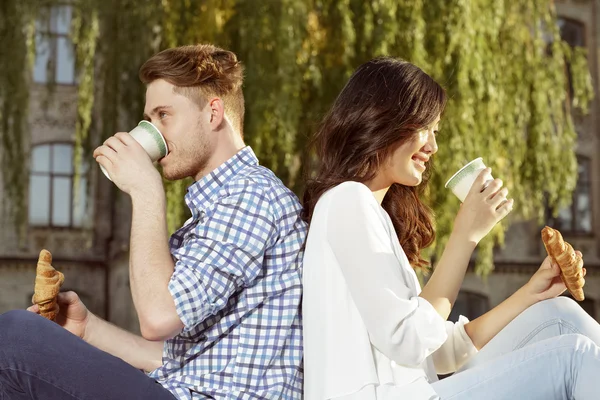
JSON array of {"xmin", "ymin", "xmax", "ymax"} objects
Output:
[{"xmin": 28, "ymin": 143, "xmax": 88, "ymax": 228}]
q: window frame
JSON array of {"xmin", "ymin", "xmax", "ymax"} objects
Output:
[
  {"xmin": 33, "ymin": 4, "xmax": 77, "ymax": 86},
  {"xmin": 448, "ymin": 290, "xmax": 490, "ymax": 323},
  {"xmin": 557, "ymin": 17, "xmax": 586, "ymax": 48},
  {"xmin": 546, "ymin": 156, "xmax": 594, "ymax": 236},
  {"xmin": 28, "ymin": 141, "xmax": 88, "ymax": 230},
  {"xmin": 557, "ymin": 17, "xmax": 586, "ymax": 104}
]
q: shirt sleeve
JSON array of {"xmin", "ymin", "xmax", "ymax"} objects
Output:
[
  {"xmin": 169, "ymin": 180, "xmax": 276, "ymax": 332},
  {"xmin": 326, "ymin": 182, "xmax": 448, "ymax": 367},
  {"xmin": 431, "ymin": 316, "xmax": 479, "ymax": 374}
]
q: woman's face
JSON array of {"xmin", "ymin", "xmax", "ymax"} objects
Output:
[{"xmin": 381, "ymin": 116, "xmax": 440, "ymax": 187}]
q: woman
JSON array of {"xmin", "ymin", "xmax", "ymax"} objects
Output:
[{"xmin": 301, "ymin": 57, "xmax": 600, "ymax": 400}]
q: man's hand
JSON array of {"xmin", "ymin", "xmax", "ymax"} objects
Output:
[
  {"xmin": 28, "ymin": 291, "xmax": 90, "ymax": 339},
  {"xmin": 93, "ymin": 132, "xmax": 163, "ymax": 197}
]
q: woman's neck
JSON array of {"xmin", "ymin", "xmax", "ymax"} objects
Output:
[
  {"xmin": 371, "ymin": 187, "xmax": 389, "ymax": 205},
  {"xmin": 364, "ymin": 176, "xmax": 390, "ymax": 205}
]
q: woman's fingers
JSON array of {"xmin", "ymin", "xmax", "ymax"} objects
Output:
[
  {"xmin": 495, "ymin": 198, "xmax": 514, "ymax": 219},
  {"xmin": 490, "ymin": 187, "xmax": 509, "ymax": 208}
]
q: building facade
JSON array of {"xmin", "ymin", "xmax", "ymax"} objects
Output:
[
  {"xmin": 0, "ymin": 0, "xmax": 598, "ymax": 333},
  {"xmin": 453, "ymin": 0, "xmax": 600, "ymax": 322},
  {"xmin": 0, "ymin": 4, "xmax": 137, "ymax": 332}
]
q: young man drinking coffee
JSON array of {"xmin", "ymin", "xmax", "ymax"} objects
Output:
[{"xmin": 0, "ymin": 44, "xmax": 306, "ymax": 400}]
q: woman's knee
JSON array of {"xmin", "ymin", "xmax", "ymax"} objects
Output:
[
  {"xmin": 560, "ymin": 333, "xmax": 597, "ymax": 354},
  {"xmin": 535, "ymin": 296, "xmax": 587, "ymax": 320},
  {"xmin": 549, "ymin": 295, "xmax": 581, "ymax": 311}
]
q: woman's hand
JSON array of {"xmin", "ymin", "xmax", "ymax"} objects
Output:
[
  {"xmin": 523, "ymin": 253, "xmax": 586, "ymax": 303},
  {"xmin": 452, "ymin": 168, "xmax": 514, "ymax": 244}
]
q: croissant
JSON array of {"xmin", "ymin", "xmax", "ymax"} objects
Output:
[
  {"xmin": 541, "ymin": 226, "xmax": 585, "ymax": 301},
  {"xmin": 33, "ymin": 249, "xmax": 64, "ymax": 320}
]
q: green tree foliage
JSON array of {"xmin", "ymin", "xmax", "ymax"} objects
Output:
[
  {"xmin": 0, "ymin": 0, "xmax": 593, "ymax": 274},
  {"xmin": 0, "ymin": 0, "xmax": 36, "ymax": 237}
]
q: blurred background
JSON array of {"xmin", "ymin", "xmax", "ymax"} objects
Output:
[{"xmin": 0, "ymin": 0, "xmax": 598, "ymax": 333}]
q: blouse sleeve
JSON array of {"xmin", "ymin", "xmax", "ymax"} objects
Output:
[
  {"xmin": 326, "ymin": 182, "xmax": 448, "ymax": 367},
  {"xmin": 431, "ymin": 316, "xmax": 478, "ymax": 374}
]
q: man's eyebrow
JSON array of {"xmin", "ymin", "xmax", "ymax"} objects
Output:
[{"xmin": 143, "ymin": 105, "xmax": 173, "ymax": 120}]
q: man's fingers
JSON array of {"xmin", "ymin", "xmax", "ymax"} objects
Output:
[
  {"xmin": 57, "ymin": 291, "xmax": 80, "ymax": 305},
  {"xmin": 27, "ymin": 304, "xmax": 40, "ymax": 313},
  {"xmin": 103, "ymin": 136, "xmax": 127, "ymax": 153},
  {"xmin": 114, "ymin": 132, "xmax": 139, "ymax": 147}
]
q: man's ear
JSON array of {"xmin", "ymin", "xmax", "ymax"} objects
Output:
[{"xmin": 208, "ymin": 97, "xmax": 225, "ymax": 129}]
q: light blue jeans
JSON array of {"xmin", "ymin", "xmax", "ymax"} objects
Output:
[{"xmin": 431, "ymin": 296, "xmax": 600, "ymax": 399}]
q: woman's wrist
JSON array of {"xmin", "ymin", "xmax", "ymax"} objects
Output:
[
  {"xmin": 448, "ymin": 229, "xmax": 479, "ymax": 250},
  {"xmin": 515, "ymin": 284, "xmax": 540, "ymax": 308}
]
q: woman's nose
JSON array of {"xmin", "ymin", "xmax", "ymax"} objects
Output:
[{"xmin": 423, "ymin": 132, "xmax": 438, "ymax": 155}]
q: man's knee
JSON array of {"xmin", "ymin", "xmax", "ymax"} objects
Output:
[{"xmin": 0, "ymin": 309, "xmax": 45, "ymax": 342}]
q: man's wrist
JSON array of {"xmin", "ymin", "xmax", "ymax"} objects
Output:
[
  {"xmin": 82, "ymin": 311, "xmax": 98, "ymax": 343},
  {"xmin": 131, "ymin": 185, "xmax": 166, "ymax": 209}
]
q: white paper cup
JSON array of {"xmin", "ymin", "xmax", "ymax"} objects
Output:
[
  {"xmin": 100, "ymin": 121, "xmax": 168, "ymax": 181},
  {"xmin": 444, "ymin": 158, "xmax": 493, "ymax": 202}
]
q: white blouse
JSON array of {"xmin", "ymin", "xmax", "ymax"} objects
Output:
[{"xmin": 302, "ymin": 182, "xmax": 478, "ymax": 400}]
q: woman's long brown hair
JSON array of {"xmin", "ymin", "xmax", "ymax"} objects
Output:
[{"xmin": 302, "ymin": 57, "xmax": 446, "ymax": 270}]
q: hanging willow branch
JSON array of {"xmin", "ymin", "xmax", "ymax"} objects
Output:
[
  {"xmin": 1, "ymin": 0, "xmax": 593, "ymax": 275},
  {"xmin": 0, "ymin": 0, "xmax": 37, "ymax": 237},
  {"xmin": 71, "ymin": 0, "xmax": 99, "ymax": 212}
]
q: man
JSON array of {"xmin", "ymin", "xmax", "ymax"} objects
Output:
[{"xmin": 0, "ymin": 44, "xmax": 306, "ymax": 399}]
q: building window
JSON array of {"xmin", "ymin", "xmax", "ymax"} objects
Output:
[
  {"xmin": 29, "ymin": 143, "xmax": 88, "ymax": 228},
  {"xmin": 33, "ymin": 5, "xmax": 75, "ymax": 85},
  {"xmin": 548, "ymin": 157, "xmax": 593, "ymax": 234},
  {"xmin": 558, "ymin": 18, "xmax": 586, "ymax": 101},
  {"xmin": 448, "ymin": 291, "xmax": 490, "ymax": 323},
  {"xmin": 558, "ymin": 18, "xmax": 585, "ymax": 48}
]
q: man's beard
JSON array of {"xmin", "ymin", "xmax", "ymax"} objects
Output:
[
  {"xmin": 164, "ymin": 119, "xmax": 213, "ymax": 181},
  {"xmin": 163, "ymin": 143, "xmax": 211, "ymax": 181}
]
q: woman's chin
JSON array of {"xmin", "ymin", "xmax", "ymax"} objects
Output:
[{"xmin": 397, "ymin": 173, "xmax": 422, "ymax": 187}]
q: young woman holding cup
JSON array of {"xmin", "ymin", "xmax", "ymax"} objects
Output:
[{"xmin": 301, "ymin": 57, "xmax": 600, "ymax": 400}]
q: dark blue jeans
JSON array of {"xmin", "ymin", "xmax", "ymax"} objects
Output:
[{"xmin": 0, "ymin": 310, "xmax": 177, "ymax": 400}]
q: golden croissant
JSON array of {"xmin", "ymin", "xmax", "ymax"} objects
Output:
[
  {"xmin": 541, "ymin": 226, "xmax": 585, "ymax": 301},
  {"xmin": 33, "ymin": 249, "xmax": 64, "ymax": 320}
]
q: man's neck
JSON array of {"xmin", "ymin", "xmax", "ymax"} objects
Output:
[{"xmin": 193, "ymin": 137, "xmax": 246, "ymax": 182}]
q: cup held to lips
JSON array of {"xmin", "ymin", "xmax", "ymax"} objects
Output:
[
  {"xmin": 445, "ymin": 157, "xmax": 494, "ymax": 202},
  {"xmin": 100, "ymin": 120, "xmax": 168, "ymax": 181}
]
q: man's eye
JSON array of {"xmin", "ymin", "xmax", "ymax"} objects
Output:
[{"xmin": 159, "ymin": 111, "xmax": 167, "ymax": 119}]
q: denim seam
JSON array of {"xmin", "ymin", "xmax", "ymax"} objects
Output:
[
  {"xmin": 0, "ymin": 368, "xmax": 83, "ymax": 400},
  {"xmin": 513, "ymin": 318, "xmax": 581, "ymax": 350}
]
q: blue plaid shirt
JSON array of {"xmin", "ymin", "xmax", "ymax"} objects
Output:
[{"xmin": 149, "ymin": 147, "xmax": 306, "ymax": 399}]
